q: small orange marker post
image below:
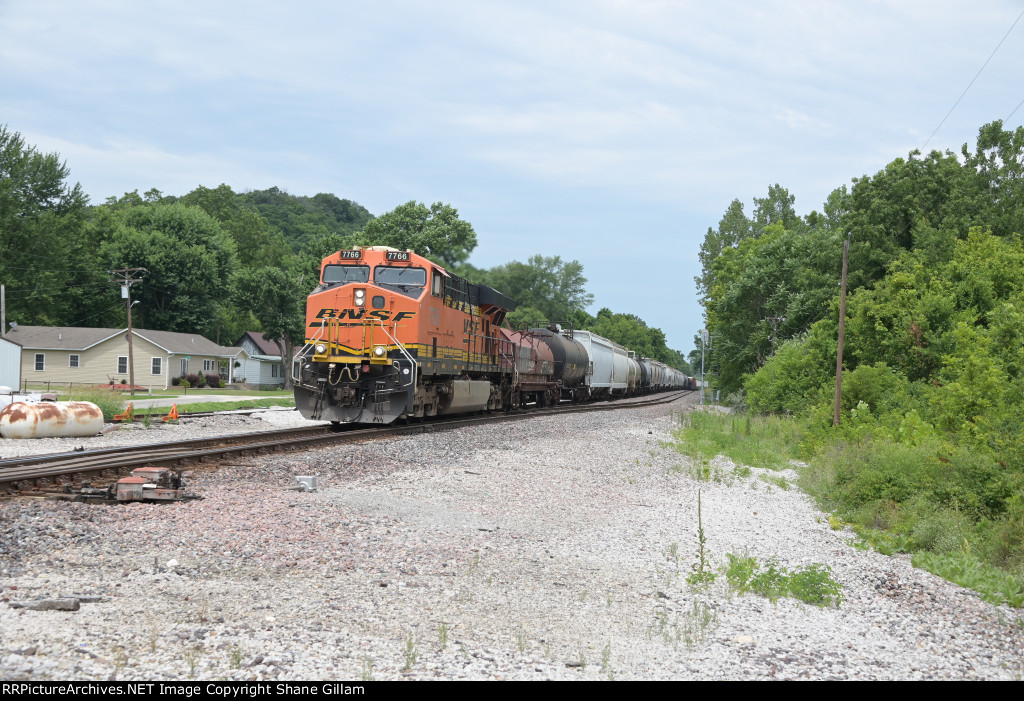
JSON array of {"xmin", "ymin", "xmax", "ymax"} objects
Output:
[
  {"xmin": 162, "ymin": 404, "xmax": 179, "ymax": 422},
  {"xmin": 114, "ymin": 402, "xmax": 134, "ymax": 422}
]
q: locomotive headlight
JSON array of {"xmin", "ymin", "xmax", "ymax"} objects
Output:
[
  {"xmin": 354, "ymin": 289, "xmax": 365, "ymax": 306},
  {"xmin": 373, "ymin": 345, "xmax": 386, "ymax": 357},
  {"xmin": 314, "ymin": 343, "xmax": 327, "ymax": 354}
]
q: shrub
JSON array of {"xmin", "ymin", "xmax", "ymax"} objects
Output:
[
  {"xmin": 63, "ymin": 388, "xmax": 126, "ymax": 421},
  {"xmin": 179, "ymin": 378, "xmax": 190, "ymax": 389},
  {"xmin": 184, "ymin": 373, "xmax": 204, "ymax": 388},
  {"xmin": 171, "ymin": 376, "xmax": 181, "ymax": 386},
  {"xmin": 911, "ymin": 506, "xmax": 972, "ymax": 555},
  {"xmin": 204, "ymin": 373, "xmax": 221, "ymax": 388}
]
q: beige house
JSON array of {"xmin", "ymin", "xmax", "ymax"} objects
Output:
[{"xmin": 6, "ymin": 325, "xmax": 249, "ymax": 390}]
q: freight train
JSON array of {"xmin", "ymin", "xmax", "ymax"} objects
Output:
[{"xmin": 292, "ymin": 247, "xmax": 692, "ymax": 424}]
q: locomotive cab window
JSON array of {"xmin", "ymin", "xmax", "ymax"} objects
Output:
[
  {"xmin": 374, "ymin": 266, "xmax": 426, "ymax": 299},
  {"xmin": 322, "ymin": 264, "xmax": 370, "ymax": 285}
]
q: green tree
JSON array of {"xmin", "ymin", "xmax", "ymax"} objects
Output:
[
  {"xmin": 696, "ymin": 198, "xmax": 753, "ymax": 302},
  {"xmin": 487, "ymin": 255, "xmax": 593, "ymax": 322},
  {"xmin": 705, "ymin": 222, "xmax": 841, "ymax": 396},
  {"xmin": 0, "ymin": 125, "xmax": 102, "ymax": 327},
  {"xmin": 353, "ymin": 201, "xmax": 477, "ymax": 266},
  {"xmin": 179, "ymin": 184, "xmax": 291, "ymax": 268},
  {"xmin": 962, "ymin": 120, "xmax": 1024, "ymax": 240},
  {"xmin": 232, "ymin": 265, "xmax": 305, "ymax": 389},
  {"xmin": 239, "ymin": 186, "xmax": 371, "ymax": 253},
  {"xmin": 99, "ymin": 203, "xmax": 237, "ymax": 337},
  {"xmin": 753, "ymin": 183, "xmax": 801, "ymax": 232},
  {"xmin": 586, "ymin": 308, "xmax": 689, "ymax": 371}
]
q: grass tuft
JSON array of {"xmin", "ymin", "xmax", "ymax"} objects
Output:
[{"xmin": 673, "ymin": 410, "xmax": 802, "ymax": 471}]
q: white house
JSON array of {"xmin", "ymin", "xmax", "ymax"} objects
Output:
[
  {"xmin": 234, "ymin": 331, "xmax": 287, "ymax": 387},
  {"xmin": 6, "ymin": 325, "xmax": 249, "ymax": 390},
  {"xmin": 0, "ymin": 335, "xmax": 21, "ymax": 389}
]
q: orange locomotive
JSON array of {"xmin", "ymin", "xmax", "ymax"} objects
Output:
[{"xmin": 294, "ymin": 246, "xmax": 518, "ymax": 423}]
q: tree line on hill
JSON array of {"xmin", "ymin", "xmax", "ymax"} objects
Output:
[
  {"xmin": 0, "ymin": 125, "xmax": 690, "ymax": 381},
  {"xmin": 698, "ymin": 120, "xmax": 1024, "ymax": 581}
]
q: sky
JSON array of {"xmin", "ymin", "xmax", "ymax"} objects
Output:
[{"xmin": 3, "ymin": 0, "xmax": 1024, "ymax": 357}]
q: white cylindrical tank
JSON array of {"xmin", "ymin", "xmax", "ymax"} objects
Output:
[{"xmin": 0, "ymin": 401, "xmax": 104, "ymax": 439}]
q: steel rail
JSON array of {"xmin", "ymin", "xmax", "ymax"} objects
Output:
[{"xmin": 1, "ymin": 391, "xmax": 691, "ymax": 493}]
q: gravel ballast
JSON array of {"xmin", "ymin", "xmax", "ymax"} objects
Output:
[{"xmin": 1, "ymin": 398, "xmax": 1022, "ymax": 680}]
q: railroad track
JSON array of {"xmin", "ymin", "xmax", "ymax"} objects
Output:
[{"xmin": 0, "ymin": 391, "xmax": 691, "ymax": 493}]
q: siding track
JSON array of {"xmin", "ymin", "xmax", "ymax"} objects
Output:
[{"xmin": 0, "ymin": 391, "xmax": 689, "ymax": 493}]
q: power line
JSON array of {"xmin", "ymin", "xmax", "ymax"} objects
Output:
[
  {"xmin": 0, "ymin": 281, "xmax": 117, "ymax": 300},
  {"xmin": 67, "ymin": 302, "xmax": 130, "ymax": 328},
  {"xmin": 922, "ymin": 7, "xmax": 1024, "ymax": 150},
  {"xmin": 1007, "ymin": 97, "xmax": 1024, "ymax": 124}
]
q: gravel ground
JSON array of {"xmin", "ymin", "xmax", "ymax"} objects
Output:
[
  {"xmin": 1, "ymin": 396, "xmax": 1022, "ymax": 681},
  {"xmin": 0, "ymin": 407, "xmax": 307, "ymax": 460}
]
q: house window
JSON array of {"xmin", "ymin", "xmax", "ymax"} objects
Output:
[
  {"xmin": 204, "ymin": 359, "xmax": 215, "ymax": 372},
  {"xmin": 34, "ymin": 354, "xmax": 45, "ymax": 371},
  {"xmin": 69, "ymin": 354, "xmax": 80, "ymax": 368},
  {"xmin": 180, "ymin": 358, "xmax": 188, "ymax": 376},
  {"xmin": 271, "ymin": 364, "xmax": 278, "ymax": 378},
  {"xmin": 152, "ymin": 357, "xmax": 162, "ymax": 375},
  {"xmin": 117, "ymin": 356, "xmax": 128, "ymax": 374}
]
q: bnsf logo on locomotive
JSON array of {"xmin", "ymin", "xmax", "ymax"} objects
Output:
[{"xmin": 310, "ymin": 308, "xmax": 417, "ymax": 326}]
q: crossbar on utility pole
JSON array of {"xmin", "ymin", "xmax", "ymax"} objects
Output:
[{"xmin": 833, "ymin": 234, "xmax": 851, "ymax": 427}]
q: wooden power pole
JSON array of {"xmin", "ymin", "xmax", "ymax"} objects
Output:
[
  {"xmin": 109, "ymin": 268, "xmax": 147, "ymax": 396},
  {"xmin": 833, "ymin": 234, "xmax": 851, "ymax": 427}
]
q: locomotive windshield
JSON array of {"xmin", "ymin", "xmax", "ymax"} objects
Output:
[
  {"xmin": 322, "ymin": 264, "xmax": 370, "ymax": 284},
  {"xmin": 374, "ymin": 266, "xmax": 426, "ymax": 298}
]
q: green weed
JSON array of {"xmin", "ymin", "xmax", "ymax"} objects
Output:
[
  {"xmin": 758, "ymin": 473, "xmax": 790, "ymax": 490},
  {"xmin": 687, "ymin": 489, "xmax": 717, "ymax": 587},
  {"xmin": 681, "ymin": 600, "xmax": 718, "ymax": 649},
  {"xmin": 403, "ymin": 632, "xmax": 418, "ymax": 671},
  {"xmin": 360, "ymin": 655, "xmax": 375, "ymax": 681},
  {"xmin": 912, "ymin": 551, "xmax": 1024, "ymax": 608},
  {"xmin": 184, "ymin": 644, "xmax": 203, "ymax": 678},
  {"xmin": 601, "ymin": 642, "xmax": 614, "ymax": 680},
  {"xmin": 724, "ymin": 553, "xmax": 843, "ymax": 607},
  {"xmin": 229, "ymin": 644, "xmax": 245, "ymax": 669}
]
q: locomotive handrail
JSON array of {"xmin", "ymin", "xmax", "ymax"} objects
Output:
[
  {"xmin": 374, "ymin": 319, "xmax": 417, "ymax": 393},
  {"xmin": 496, "ymin": 336, "xmax": 519, "ymax": 391}
]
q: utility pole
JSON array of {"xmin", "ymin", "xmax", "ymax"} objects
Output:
[
  {"xmin": 700, "ymin": 329, "xmax": 709, "ymax": 406},
  {"xmin": 766, "ymin": 316, "xmax": 786, "ymax": 355},
  {"xmin": 1, "ymin": 284, "xmax": 5, "ymax": 338},
  {"xmin": 109, "ymin": 268, "xmax": 147, "ymax": 396},
  {"xmin": 833, "ymin": 234, "xmax": 852, "ymax": 427}
]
